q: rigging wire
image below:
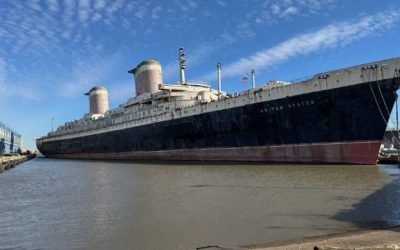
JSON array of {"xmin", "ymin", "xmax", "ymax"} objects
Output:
[
  {"xmin": 367, "ymin": 67, "xmax": 400, "ymax": 145},
  {"xmin": 374, "ymin": 68, "xmax": 391, "ymax": 116},
  {"xmin": 366, "ymin": 68, "xmax": 388, "ymax": 124}
]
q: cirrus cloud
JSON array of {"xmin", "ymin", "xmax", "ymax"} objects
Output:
[{"xmin": 200, "ymin": 10, "xmax": 400, "ymax": 80}]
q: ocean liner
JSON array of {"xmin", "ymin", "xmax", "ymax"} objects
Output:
[{"xmin": 37, "ymin": 49, "xmax": 400, "ymax": 164}]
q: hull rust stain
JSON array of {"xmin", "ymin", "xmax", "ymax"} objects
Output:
[{"xmin": 46, "ymin": 140, "xmax": 381, "ymax": 165}]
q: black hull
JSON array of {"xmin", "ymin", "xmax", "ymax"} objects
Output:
[{"xmin": 37, "ymin": 79, "xmax": 399, "ymax": 164}]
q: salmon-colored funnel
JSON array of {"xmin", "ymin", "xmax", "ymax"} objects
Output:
[
  {"xmin": 128, "ymin": 59, "xmax": 163, "ymax": 96},
  {"xmin": 84, "ymin": 86, "xmax": 109, "ymax": 115}
]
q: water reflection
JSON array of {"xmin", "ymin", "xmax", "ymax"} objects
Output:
[
  {"xmin": 334, "ymin": 164, "xmax": 400, "ymax": 228},
  {"xmin": 0, "ymin": 158, "xmax": 399, "ymax": 250}
]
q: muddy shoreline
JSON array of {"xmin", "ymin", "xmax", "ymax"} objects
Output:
[{"xmin": 242, "ymin": 226, "xmax": 400, "ymax": 249}]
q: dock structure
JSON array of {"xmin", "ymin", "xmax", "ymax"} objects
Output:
[
  {"xmin": 0, "ymin": 122, "xmax": 22, "ymax": 155},
  {"xmin": 378, "ymin": 129, "xmax": 400, "ymax": 164},
  {"xmin": 0, "ymin": 153, "xmax": 36, "ymax": 172}
]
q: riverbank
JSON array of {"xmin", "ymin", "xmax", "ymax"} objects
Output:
[
  {"xmin": 0, "ymin": 153, "xmax": 36, "ymax": 172},
  {"xmin": 243, "ymin": 226, "xmax": 400, "ymax": 250}
]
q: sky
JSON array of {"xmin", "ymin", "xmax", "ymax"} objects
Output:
[{"xmin": 1, "ymin": 0, "xmax": 400, "ymax": 150}]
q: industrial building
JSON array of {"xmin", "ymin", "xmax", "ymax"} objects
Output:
[{"xmin": 0, "ymin": 122, "xmax": 22, "ymax": 155}]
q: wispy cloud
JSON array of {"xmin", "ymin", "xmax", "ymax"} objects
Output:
[
  {"xmin": 0, "ymin": 0, "xmax": 338, "ymax": 60},
  {"xmin": 94, "ymin": 0, "xmax": 107, "ymax": 11},
  {"xmin": 200, "ymin": 10, "xmax": 400, "ymax": 80},
  {"xmin": 216, "ymin": 0, "xmax": 227, "ymax": 7},
  {"xmin": 0, "ymin": 57, "xmax": 42, "ymax": 100},
  {"xmin": 60, "ymin": 55, "xmax": 121, "ymax": 98},
  {"xmin": 0, "ymin": 0, "xmax": 118, "ymax": 56},
  {"xmin": 108, "ymin": 81, "xmax": 135, "ymax": 104},
  {"xmin": 151, "ymin": 6, "xmax": 163, "ymax": 19},
  {"xmin": 230, "ymin": 0, "xmax": 336, "ymax": 41},
  {"xmin": 162, "ymin": 43, "xmax": 221, "ymax": 82},
  {"xmin": 0, "ymin": 57, "xmax": 6, "ymax": 84},
  {"xmin": 176, "ymin": 0, "xmax": 199, "ymax": 13},
  {"xmin": 47, "ymin": 0, "xmax": 60, "ymax": 13},
  {"xmin": 59, "ymin": 61, "xmax": 107, "ymax": 97},
  {"xmin": 0, "ymin": 0, "xmax": 202, "ymax": 58},
  {"xmin": 78, "ymin": 0, "xmax": 91, "ymax": 25},
  {"xmin": 61, "ymin": 73, "xmax": 134, "ymax": 104},
  {"xmin": 264, "ymin": 0, "xmax": 335, "ymax": 21}
]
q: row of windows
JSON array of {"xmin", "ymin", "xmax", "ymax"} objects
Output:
[
  {"xmin": 0, "ymin": 141, "xmax": 21, "ymax": 154},
  {"xmin": 0, "ymin": 127, "xmax": 21, "ymax": 143}
]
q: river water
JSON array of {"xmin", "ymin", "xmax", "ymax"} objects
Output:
[{"xmin": 0, "ymin": 158, "xmax": 399, "ymax": 250}]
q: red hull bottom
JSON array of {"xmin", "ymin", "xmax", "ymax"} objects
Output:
[{"xmin": 47, "ymin": 140, "xmax": 381, "ymax": 165}]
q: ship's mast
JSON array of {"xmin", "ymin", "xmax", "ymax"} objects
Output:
[
  {"xmin": 251, "ymin": 69, "xmax": 256, "ymax": 89},
  {"xmin": 179, "ymin": 47, "xmax": 186, "ymax": 85}
]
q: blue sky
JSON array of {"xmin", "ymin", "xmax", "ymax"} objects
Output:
[{"xmin": 1, "ymin": 0, "xmax": 400, "ymax": 150}]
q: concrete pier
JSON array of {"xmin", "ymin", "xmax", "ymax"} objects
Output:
[{"xmin": 0, "ymin": 153, "xmax": 36, "ymax": 172}]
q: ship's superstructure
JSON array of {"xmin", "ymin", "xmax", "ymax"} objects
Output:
[{"xmin": 37, "ymin": 49, "xmax": 400, "ymax": 164}]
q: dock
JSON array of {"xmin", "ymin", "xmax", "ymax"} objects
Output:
[
  {"xmin": 0, "ymin": 153, "xmax": 36, "ymax": 172},
  {"xmin": 378, "ymin": 156, "xmax": 400, "ymax": 164}
]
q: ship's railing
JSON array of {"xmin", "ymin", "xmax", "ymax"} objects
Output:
[
  {"xmin": 286, "ymin": 74, "xmax": 314, "ymax": 84},
  {"xmin": 235, "ymin": 74, "xmax": 315, "ymax": 97},
  {"xmin": 185, "ymin": 81, "xmax": 211, "ymax": 87},
  {"xmin": 48, "ymin": 107, "xmax": 164, "ymax": 138}
]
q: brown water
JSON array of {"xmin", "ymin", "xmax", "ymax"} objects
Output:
[{"xmin": 0, "ymin": 158, "xmax": 399, "ymax": 250}]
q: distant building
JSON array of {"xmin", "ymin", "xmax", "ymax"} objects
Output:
[
  {"xmin": 0, "ymin": 122, "xmax": 22, "ymax": 155},
  {"xmin": 381, "ymin": 128, "xmax": 400, "ymax": 149}
]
